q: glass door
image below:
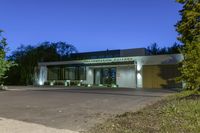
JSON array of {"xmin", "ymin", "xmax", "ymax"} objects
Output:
[
  {"xmin": 94, "ymin": 69, "xmax": 101, "ymax": 85},
  {"xmin": 94, "ymin": 67, "xmax": 116, "ymax": 86},
  {"xmin": 102, "ymin": 68, "xmax": 116, "ymax": 85}
]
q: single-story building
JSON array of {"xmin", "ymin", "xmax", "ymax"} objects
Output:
[{"xmin": 36, "ymin": 48, "xmax": 183, "ymax": 89}]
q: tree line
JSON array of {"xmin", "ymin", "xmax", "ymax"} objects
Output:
[
  {"xmin": 5, "ymin": 42, "xmax": 77, "ymax": 85},
  {"xmin": 146, "ymin": 42, "xmax": 182, "ymax": 55}
]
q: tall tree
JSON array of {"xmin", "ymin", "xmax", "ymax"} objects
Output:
[
  {"xmin": 0, "ymin": 30, "xmax": 14, "ymax": 85},
  {"xmin": 5, "ymin": 42, "xmax": 77, "ymax": 85},
  {"xmin": 147, "ymin": 42, "xmax": 182, "ymax": 55},
  {"xmin": 176, "ymin": 0, "xmax": 200, "ymax": 90},
  {"xmin": 53, "ymin": 41, "xmax": 77, "ymax": 59},
  {"xmin": 167, "ymin": 42, "xmax": 182, "ymax": 54},
  {"xmin": 147, "ymin": 43, "xmax": 161, "ymax": 55}
]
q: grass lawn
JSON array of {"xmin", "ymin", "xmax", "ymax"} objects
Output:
[{"xmin": 88, "ymin": 91, "xmax": 200, "ymax": 133}]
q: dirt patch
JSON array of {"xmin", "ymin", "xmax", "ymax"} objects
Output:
[
  {"xmin": 87, "ymin": 91, "xmax": 200, "ymax": 133},
  {"xmin": 180, "ymin": 94, "xmax": 200, "ymax": 100}
]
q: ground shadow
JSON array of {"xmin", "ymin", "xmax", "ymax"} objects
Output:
[
  {"xmin": 158, "ymin": 56, "xmax": 182, "ymax": 89},
  {"xmin": 33, "ymin": 88, "xmax": 170, "ymax": 98}
]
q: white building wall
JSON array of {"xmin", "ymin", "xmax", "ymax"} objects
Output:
[
  {"xmin": 116, "ymin": 66, "xmax": 136, "ymax": 88},
  {"xmin": 84, "ymin": 67, "xmax": 94, "ymax": 85},
  {"xmin": 136, "ymin": 62, "xmax": 143, "ymax": 88},
  {"xmin": 135, "ymin": 54, "xmax": 183, "ymax": 66},
  {"xmin": 38, "ymin": 66, "xmax": 48, "ymax": 85}
]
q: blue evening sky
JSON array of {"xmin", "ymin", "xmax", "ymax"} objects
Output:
[{"xmin": 0, "ymin": 0, "xmax": 182, "ymax": 53}]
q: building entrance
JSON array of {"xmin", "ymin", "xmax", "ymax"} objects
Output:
[{"xmin": 94, "ymin": 67, "xmax": 116, "ymax": 85}]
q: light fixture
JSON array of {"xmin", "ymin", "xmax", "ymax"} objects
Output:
[
  {"xmin": 50, "ymin": 81, "xmax": 55, "ymax": 86},
  {"xmin": 137, "ymin": 63, "xmax": 142, "ymax": 71},
  {"xmin": 88, "ymin": 84, "xmax": 91, "ymax": 87},
  {"xmin": 38, "ymin": 80, "xmax": 43, "ymax": 86},
  {"xmin": 137, "ymin": 73, "xmax": 142, "ymax": 80}
]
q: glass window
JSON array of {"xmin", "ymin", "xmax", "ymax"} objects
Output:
[
  {"xmin": 68, "ymin": 67, "xmax": 76, "ymax": 80},
  {"xmin": 48, "ymin": 66, "xmax": 86, "ymax": 81},
  {"xmin": 79, "ymin": 66, "xmax": 86, "ymax": 80},
  {"xmin": 64, "ymin": 68, "xmax": 69, "ymax": 80},
  {"xmin": 94, "ymin": 67, "xmax": 116, "ymax": 85},
  {"xmin": 48, "ymin": 67, "xmax": 60, "ymax": 80}
]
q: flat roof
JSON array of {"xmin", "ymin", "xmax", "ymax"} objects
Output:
[
  {"xmin": 39, "ymin": 56, "xmax": 136, "ymax": 66},
  {"xmin": 38, "ymin": 54, "xmax": 183, "ymax": 66}
]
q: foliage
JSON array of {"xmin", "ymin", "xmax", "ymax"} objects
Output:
[
  {"xmin": 53, "ymin": 41, "xmax": 77, "ymax": 59},
  {"xmin": 147, "ymin": 42, "xmax": 182, "ymax": 55},
  {"xmin": 0, "ymin": 30, "xmax": 14, "ymax": 84},
  {"xmin": 176, "ymin": 0, "xmax": 200, "ymax": 43},
  {"xmin": 176, "ymin": 0, "xmax": 200, "ymax": 90},
  {"xmin": 178, "ymin": 41, "xmax": 200, "ymax": 90},
  {"xmin": 5, "ymin": 42, "xmax": 77, "ymax": 85}
]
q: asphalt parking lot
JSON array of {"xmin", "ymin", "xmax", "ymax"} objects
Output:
[{"xmin": 0, "ymin": 87, "xmax": 174, "ymax": 132}]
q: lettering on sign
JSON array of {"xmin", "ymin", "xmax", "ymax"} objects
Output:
[{"xmin": 83, "ymin": 57, "xmax": 135, "ymax": 64}]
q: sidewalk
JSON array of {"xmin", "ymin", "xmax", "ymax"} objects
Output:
[{"xmin": 0, "ymin": 117, "xmax": 78, "ymax": 133}]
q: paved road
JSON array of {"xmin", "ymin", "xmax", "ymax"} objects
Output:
[
  {"xmin": 0, "ymin": 117, "xmax": 77, "ymax": 133},
  {"xmin": 0, "ymin": 87, "xmax": 175, "ymax": 132}
]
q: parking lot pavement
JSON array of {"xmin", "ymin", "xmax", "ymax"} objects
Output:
[
  {"xmin": 0, "ymin": 117, "xmax": 77, "ymax": 133},
  {"xmin": 0, "ymin": 87, "xmax": 175, "ymax": 132}
]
